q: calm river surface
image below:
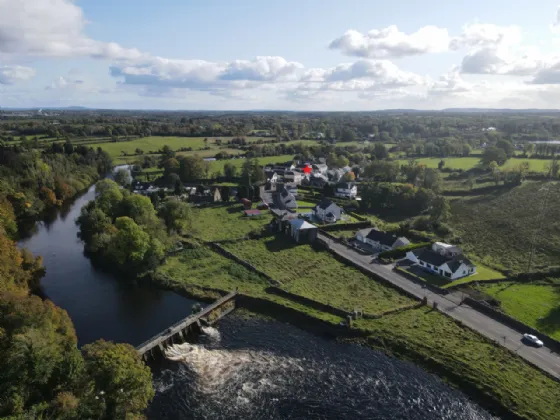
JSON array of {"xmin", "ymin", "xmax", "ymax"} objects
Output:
[{"xmin": 18, "ymin": 177, "xmax": 498, "ymax": 419}]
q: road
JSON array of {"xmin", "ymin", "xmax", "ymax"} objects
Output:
[{"xmin": 318, "ymin": 233, "xmax": 560, "ymax": 380}]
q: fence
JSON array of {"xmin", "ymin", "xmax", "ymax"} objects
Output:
[{"xmin": 320, "ymin": 221, "xmax": 371, "ymax": 232}]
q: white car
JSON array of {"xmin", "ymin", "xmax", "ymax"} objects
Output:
[{"xmin": 522, "ymin": 333, "xmax": 544, "ymax": 347}]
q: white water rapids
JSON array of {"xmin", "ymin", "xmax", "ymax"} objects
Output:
[{"xmin": 149, "ymin": 318, "xmax": 498, "ymax": 420}]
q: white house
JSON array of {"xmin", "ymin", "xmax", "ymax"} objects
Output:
[
  {"xmin": 406, "ymin": 243, "xmax": 476, "ymax": 280},
  {"xmin": 312, "ymin": 199, "xmax": 343, "ymax": 223},
  {"xmin": 356, "ymin": 228, "xmax": 410, "ymax": 251},
  {"xmin": 265, "ymin": 171, "xmax": 278, "ymax": 183},
  {"xmin": 312, "ymin": 163, "xmax": 329, "ymax": 175},
  {"xmin": 284, "ymin": 170, "xmax": 303, "ymax": 185},
  {"xmin": 335, "ymin": 182, "xmax": 358, "ymax": 199}
]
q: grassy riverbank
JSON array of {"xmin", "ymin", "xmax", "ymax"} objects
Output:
[{"xmin": 154, "ymin": 241, "xmax": 560, "ymax": 420}]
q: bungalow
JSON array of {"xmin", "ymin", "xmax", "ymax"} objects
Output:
[
  {"xmin": 312, "ymin": 199, "xmax": 343, "ymax": 223},
  {"xmin": 406, "ymin": 243, "xmax": 477, "ymax": 280},
  {"xmin": 284, "ymin": 170, "xmax": 303, "ymax": 185},
  {"xmin": 335, "ymin": 182, "xmax": 358, "ymax": 199},
  {"xmin": 356, "ymin": 228, "xmax": 410, "ymax": 251}
]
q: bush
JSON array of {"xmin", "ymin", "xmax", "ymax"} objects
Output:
[{"xmin": 378, "ymin": 242, "xmax": 432, "ymax": 260}]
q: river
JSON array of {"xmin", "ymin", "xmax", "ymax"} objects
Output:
[{"xmin": 17, "ymin": 177, "xmax": 498, "ymax": 419}]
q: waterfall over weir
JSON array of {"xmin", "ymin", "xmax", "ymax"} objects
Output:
[{"xmin": 149, "ymin": 315, "xmax": 497, "ymax": 420}]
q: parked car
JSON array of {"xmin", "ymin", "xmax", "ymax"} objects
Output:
[{"xmin": 522, "ymin": 333, "xmax": 544, "ymax": 347}]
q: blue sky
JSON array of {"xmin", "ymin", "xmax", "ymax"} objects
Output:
[{"xmin": 2, "ymin": 0, "xmax": 560, "ymax": 109}]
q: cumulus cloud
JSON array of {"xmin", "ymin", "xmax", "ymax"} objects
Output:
[
  {"xmin": 451, "ymin": 23, "xmax": 522, "ymax": 49},
  {"xmin": 0, "ymin": 0, "xmax": 146, "ymax": 60},
  {"xmin": 428, "ymin": 71, "xmax": 473, "ymax": 96},
  {"xmin": 460, "ymin": 47, "xmax": 549, "ymax": 76},
  {"xmin": 45, "ymin": 76, "xmax": 85, "ymax": 90},
  {"xmin": 110, "ymin": 56, "xmax": 305, "ymax": 91},
  {"xmin": 0, "ymin": 65, "xmax": 36, "ymax": 84},
  {"xmin": 531, "ymin": 62, "xmax": 560, "ymax": 84},
  {"xmin": 329, "ymin": 25, "xmax": 450, "ymax": 58}
]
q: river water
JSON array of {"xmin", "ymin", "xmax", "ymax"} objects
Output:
[{"xmin": 17, "ymin": 177, "xmax": 498, "ymax": 419}]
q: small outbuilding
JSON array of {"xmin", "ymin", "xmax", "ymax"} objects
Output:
[{"xmin": 289, "ymin": 219, "xmax": 318, "ymax": 243}]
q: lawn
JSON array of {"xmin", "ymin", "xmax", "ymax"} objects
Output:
[
  {"xmin": 477, "ymin": 281, "xmax": 560, "ymax": 340},
  {"xmin": 400, "ymin": 263, "xmax": 505, "ymax": 288},
  {"xmin": 208, "ymin": 154, "xmax": 295, "ymax": 173},
  {"xmin": 451, "ymin": 181, "xmax": 560, "ymax": 272},
  {"xmin": 189, "ymin": 204, "xmax": 271, "ymax": 242},
  {"xmin": 221, "ymin": 235, "xmax": 415, "ymax": 315},
  {"xmin": 354, "ymin": 308, "xmax": 560, "ymax": 420},
  {"xmin": 443, "ymin": 264, "xmax": 506, "ymax": 288},
  {"xmin": 295, "ymin": 200, "xmax": 318, "ymax": 207}
]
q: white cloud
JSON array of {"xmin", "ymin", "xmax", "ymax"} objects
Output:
[
  {"xmin": 45, "ymin": 76, "xmax": 85, "ymax": 90},
  {"xmin": 0, "ymin": 65, "xmax": 36, "ymax": 84},
  {"xmin": 329, "ymin": 25, "xmax": 450, "ymax": 58},
  {"xmin": 0, "ymin": 0, "xmax": 146, "ymax": 60},
  {"xmin": 531, "ymin": 61, "xmax": 560, "ymax": 84},
  {"xmin": 451, "ymin": 23, "xmax": 522, "ymax": 49},
  {"xmin": 110, "ymin": 56, "xmax": 305, "ymax": 91},
  {"xmin": 460, "ymin": 47, "xmax": 548, "ymax": 76},
  {"xmin": 428, "ymin": 71, "xmax": 473, "ymax": 96}
]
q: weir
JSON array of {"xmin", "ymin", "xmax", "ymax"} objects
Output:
[{"xmin": 136, "ymin": 290, "xmax": 238, "ymax": 361}]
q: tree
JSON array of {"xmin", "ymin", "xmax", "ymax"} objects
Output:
[
  {"xmin": 82, "ymin": 340, "xmax": 154, "ymax": 419},
  {"xmin": 223, "ymin": 162, "xmax": 237, "ymax": 180},
  {"xmin": 438, "ymin": 160, "xmax": 445, "ymax": 170},
  {"xmin": 114, "ymin": 169, "xmax": 131, "ymax": 187},
  {"xmin": 159, "ymin": 199, "xmax": 191, "ymax": 234},
  {"xmin": 430, "ymin": 196, "xmax": 451, "ymax": 222},
  {"xmin": 373, "ymin": 143, "xmax": 388, "ymax": 160},
  {"xmin": 118, "ymin": 194, "xmax": 158, "ymax": 227},
  {"xmin": 524, "ymin": 143, "xmax": 535, "ymax": 156},
  {"xmin": 423, "ymin": 168, "xmax": 442, "ymax": 192},
  {"xmin": 241, "ymin": 158, "xmax": 264, "ymax": 185},
  {"xmin": 496, "ymin": 139, "xmax": 515, "ymax": 158},
  {"xmin": 178, "ymin": 155, "xmax": 206, "ymax": 182},
  {"xmin": 481, "ymin": 147, "xmax": 508, "ymax": 166},
  {"xmin": 341, "ymin": 171, "xmax": 356, "ymax": 182},
  {"xmin": 546, "ymin": 157, "xmax": 560, "ymax": 178}
]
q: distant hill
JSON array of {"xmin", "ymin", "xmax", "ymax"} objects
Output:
[{"xmin": 442, "ymin": 108, "xmax": 560, "ymax": 113}]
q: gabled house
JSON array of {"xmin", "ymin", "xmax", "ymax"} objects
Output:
[
  {"xmin": 288, "ymin": 219, "xmax": 318, "ymax": 244},
  {"xmin": 265, "ymin": 171, "xmax": 278, "ymax": 183},
  {"xmin": 284, "ymin": 171, "xmax": 303, "ymax": 185},
  {"xmin": 356, "ymin": 228, "xmax": 410, "ymax": 251},
  {"xmin": 312, "ymin": 163, "xmax": 328, "ymax": 175},
  {"xmin": 335, "ymin": 182, "xmax": 358, "ymax": 199},
  {"xmin": 312, "ymin": 199, "xmax": 343, "ymax": 223},
  {"xmin": 309, "ymin": 173, "xmax": 328, "ymax": 188},
  {"xmin": 406, "ymin": 243, "xmax": 477, "ymax": 280}
]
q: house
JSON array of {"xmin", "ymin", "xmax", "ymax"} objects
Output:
[
  {"xmin": 265, "ymin": 171, "xmax": 278, "ymax": 183},
  {"xmin": 309, "ymin": 173, "xmax": 328, "ymax": 188},
  {"xmin": 284, "ymin": 171, "xmax": 303, "ymax": 184},
  {"xmin": 312, "ymin": 163, "xmax": 328, "ymax": 175},
  {"xmin": 279, "ymin": 189, "xmax": 297, "ymax": 210},
  {"xmin": 356, "ymin": 228, "xmax": 410, "ymax": 251},
  {"xmin": 270, "ymin": 208, "xmax": 299, "ymax": 233},
  {"xmin": 335, "ymin": 182, "xmax": 358, "ymax": 199},
  {"xmin": 288, "ymin": 219, "xmax": 318, "ymax": 243},
  {"xmin": 327, "ymin": 168, "xmax": 344, "ymax": 183},
  {"xmin": 312, "ymin": 199, "xmax": 343, "ymax": 223},
  {"xmin": 188, "ymin": 186, "xmax": 222, "ymax": 204},
  {"xmin": 285, "ymin": 183, "xmax": 298, "ymax": 197},
  {"xmin": 406, "ymin": 243, "xmax": 476, "ymax": 280}
]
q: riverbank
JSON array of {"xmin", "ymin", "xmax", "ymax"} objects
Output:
[{"xmin": 153, "ymin": 242, "xmax": 560, "ymax": 420}]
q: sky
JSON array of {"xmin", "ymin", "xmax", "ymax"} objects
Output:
[{"xmin": 2, "ymin": 0, "xmax": 560, "ymax": 110}]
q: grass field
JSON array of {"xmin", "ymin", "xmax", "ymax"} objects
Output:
[
  {"xmin": 295, "ymin": 200, "xmax": 318, "ymax": 207},
  {"xmin": 154, "ymin": 238, "xmax": 560, "ymax": 420},
  {"xmin": 354, "ymin": 308, "xmax": 560, "ymax": 420},
  {"xmin": 222, "ymin": 236, "xmax": 414, "ymax": 315},
  {"xmin": 208, "ymin": 154, "xmax": 295, "ymax": 173},
  {"xmin": 477, "ymin": 282, "xmax": 560, "ymax": 340},
  {"xmin": 189, "ymin": 204, "xmax": 271, "ymax": 242},
  {"xmin": 395, "ymin": 156, "xmax": 553, "ymax": 173},
  {"xmin": 451, "ymin": 181, "xmax": 560, "ymax": 272}
]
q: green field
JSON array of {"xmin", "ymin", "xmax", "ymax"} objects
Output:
[
  {"xmin": 395, "ymin": 156, "xmax": 553, "ymax": 173},
  {"xmin": 354, "ymin": 308, "xmax": 560, "ymax": 420},
  {"xmin": 451, "ymin": 181, "xmax": 560, "ymax": 272},
  {"xmin": 208, "ymin": 154, "xmax": 295, "ymax": 173},
  {"xmin": 189, "ymin": 204, "xmax": 271, "ymax": 242},
  {"xmin": 154, "ymin": 238, "xmax": 560, "ymax": 420},
  {"xmin": 222, "ymin": 236, "xmax": 414, "ymax": 315},
  {"xmin": 477, "ymin": 282, "xmax": 560, "ymax": 340}
]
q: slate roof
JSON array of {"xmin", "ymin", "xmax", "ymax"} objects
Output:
[
  {"xmin": 313, "ymin": 199, "xmax": 342, "ymax": 218},
  {"xmin": 366, "ymin": 229, "xmax": 400, "ymax": 247},
  {"xmin": 289, "ymin": 219, "xmax": 317, "ymax": 230},
  {"xmin": 412, "ymin": 248, "xmax": 475, "ymax": 273}
]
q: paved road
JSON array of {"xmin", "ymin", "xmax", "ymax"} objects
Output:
[{"xmin": 319, "ymin": 233, "xmax": 560, "ymax": 380}]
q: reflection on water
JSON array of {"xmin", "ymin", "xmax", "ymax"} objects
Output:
[{"xmin": 149, "ymin": 315, "xmax": 498, "ymax": 420}]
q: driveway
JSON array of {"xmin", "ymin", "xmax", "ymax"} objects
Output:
[{"xmin": 318, "ymin": 233, "xmax": 560, "ymax": 380}]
